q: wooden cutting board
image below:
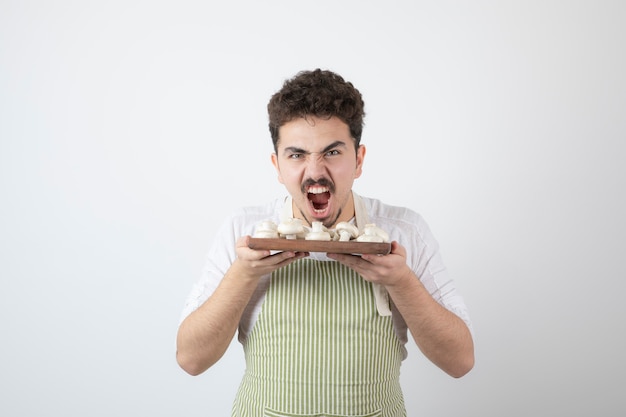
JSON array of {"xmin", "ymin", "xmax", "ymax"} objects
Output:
[{"xmin": 247, "ymin": 238, "xmax": 391, "ymax": 255}]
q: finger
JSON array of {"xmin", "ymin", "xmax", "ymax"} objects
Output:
[
  {"xmin": 237, "ymin": 236, "xmax": 272, "ymax": 260},
  {"xmin": 327, "ymin": 252, "xmax": 361, "ymax": 261},
  {"xmin": 332, "ymin": 254, "xmax": 374, "ymax": 274},
  {"xmin": 274, "ymin": 251, "xmax": 309, "ymax": 267},
  {"xmin": 271, "ymin": 250, "xmax": 310, "ymax": 263},
  {"xmin": 390, "ymin": 241, "xmax": 406, "ymax": 256},
  {"xmin": 236, "ymin": 235, "xmax": 250, "ymax": 247},
  {"xmin": 361, "ymin": 241, "xmax": 405, "ymax": 262}
]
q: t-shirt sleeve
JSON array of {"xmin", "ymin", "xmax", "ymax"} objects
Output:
[
  {"xmin": 408, "ymin": 214, "xmax": 474, "ymax": 336},
  {"xmin": 178, "ymin": 214, "xmax": 239, "ymax": 325}
]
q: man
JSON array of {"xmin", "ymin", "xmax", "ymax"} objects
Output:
[{"xmin": 176, "ymin": 69, "xmax": 474, "ymax": 416}]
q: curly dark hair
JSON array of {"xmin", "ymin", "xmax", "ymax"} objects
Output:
[{"xmin": 267, "ymin": 69, "xmax": 365, "ymax": 152}]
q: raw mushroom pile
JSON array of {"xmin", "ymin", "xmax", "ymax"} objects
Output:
[{"xmin": 253, "ymin": 218, "xmax": 390, "ymax": 243}]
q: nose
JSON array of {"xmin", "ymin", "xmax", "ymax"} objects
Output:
[{"xmin": 304, "ymin": 153, "xmax": 328, "ymax": 179}]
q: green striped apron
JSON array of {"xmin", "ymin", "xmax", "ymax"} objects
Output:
[{"xmin": 231, "ymin": 258, "xmax": 406, "ymax": 417}]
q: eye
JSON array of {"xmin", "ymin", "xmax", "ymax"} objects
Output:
[
  {"xmin": 325, "ymin": 149, "xmax": 340, "ymax": 157},
  {"xmin": 288, "ymin": 153, "xmax": 303, "ymax": 160}
]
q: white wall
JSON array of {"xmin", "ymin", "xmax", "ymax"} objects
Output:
[{"xmin": 1, "ymin": 1, "xmax": 624, "ymax": 416}]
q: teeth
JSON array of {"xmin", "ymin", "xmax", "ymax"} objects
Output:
[{"xmin": 308, "ymin": 186, "xmax": 329, "ymax": 194}]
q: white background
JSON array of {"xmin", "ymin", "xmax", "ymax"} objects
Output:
[{"xmin": 1, "ymin": 1, "xmax": 625, "ymax": 416}]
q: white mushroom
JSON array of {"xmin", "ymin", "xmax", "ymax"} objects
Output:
[
  {"xmin": 277, "ymin": 218, "xmax": 305, "ymax": 240},
  {"xmin": 356, "ymin": 223, "xmax": 390, "ymax": 243},
  {"xmin": 334, "ymin": 221, "xmax": 359, "ymax": 242},
  {"xmin": 253, "ymin": 220, "xmax": 279, "ymax": 238},
  {"xmin": 305, "ymin": 221, "xmax": 332, "ymax": 241}
]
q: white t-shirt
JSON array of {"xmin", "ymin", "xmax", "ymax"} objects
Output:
[{"xmin": 179, "ymin": 192, "xmax": 472, "ymax": 359}]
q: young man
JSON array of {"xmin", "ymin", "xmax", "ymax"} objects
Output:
[{"xmin": 176, "ymin": 69, "xmax": 474, "ymax": 416}]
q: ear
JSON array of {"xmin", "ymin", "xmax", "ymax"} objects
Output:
[
  {"xmin": 271, "ymin": 153, "xmax": 284, "ymax": 184},
  {"xmin": 354, "ymin": 145, "xmax": 366, "ymax": 179}
]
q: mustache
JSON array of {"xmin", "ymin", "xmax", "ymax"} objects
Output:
[{"xmin": 301, "ymin": 177, "xmax": 335, "ymax": 194}]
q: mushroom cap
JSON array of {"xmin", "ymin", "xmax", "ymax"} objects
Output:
[
  {"xmin": 253, "ymin": 220, "xmax": 279, "ymax": 238},
  {"xmin": 254, "ymin": 230, "xmax": 279, "ymax": 238},
  {"xmin": 335, "ymin": 221, "xmax": 359, "ymax": 238},
  {"xmin": 356, "ymin": 234, "xmax": 384, "ymax": 243},
  {"xmin": 277, "ymin": 218, "xmax": 305, "ymax": 235},
  {"xmin": 361, "ymin": 223, "xmax": 390, "ymax": 243}
]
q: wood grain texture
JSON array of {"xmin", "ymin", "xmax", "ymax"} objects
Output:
[{"xmin": 248, "ymin": 238, "xmax": 391, "ymax": 255}]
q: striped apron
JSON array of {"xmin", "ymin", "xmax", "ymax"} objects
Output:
[{"xmin": 231, "ymin": 258, "xmax": 406, "ymax": 417}]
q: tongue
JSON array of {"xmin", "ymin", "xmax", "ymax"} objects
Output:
[{"xmin": 309, "ymin": 192, "xmax": 330, "ymax": 209}]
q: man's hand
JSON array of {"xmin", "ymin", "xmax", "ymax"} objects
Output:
[
  {"xmin": 177, "ymin": 235, "xmax": 308, "ymax": 376},
  {"xmin": 327, "ymin": 241, "xmax": 413, "ymax": 287},
  {"xmin": 234, "ymin": 236, "xmax": 309, "ymax": 281},
  {"xmin": 330, "ymin": 240, "xmax": 474, "ymax": 377}
]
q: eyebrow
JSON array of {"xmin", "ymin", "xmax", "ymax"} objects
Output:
[{"xmin": 282, "ymin": 140, "xmax": 347, "ymax": 156}]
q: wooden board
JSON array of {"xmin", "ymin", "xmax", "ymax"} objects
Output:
[{"xmin": 248, "ymin": 238, "xmax": 391, "ymax": 255}]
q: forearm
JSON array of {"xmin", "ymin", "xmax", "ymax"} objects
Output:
[
  {"xmin": 176, "ymin": 261, "xmax": 259, "ymax": 376},
  {"xmin": 386, "ymin": 274, "xmax": 474, "ymax": 378}
]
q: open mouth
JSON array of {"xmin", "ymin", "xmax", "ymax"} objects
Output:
[{"xmin": 307, "ymin": 186, "xmax": 331, "ymax": 213}]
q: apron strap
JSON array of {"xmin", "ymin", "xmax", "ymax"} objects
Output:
[{"xmin": 353, "ymin": 192, "xmax": 392, "ymax": 316}]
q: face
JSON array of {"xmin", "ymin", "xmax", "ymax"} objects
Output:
[{"xmin": 271, "ymin": 116, "xmax": 366, "ymax": 229}]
